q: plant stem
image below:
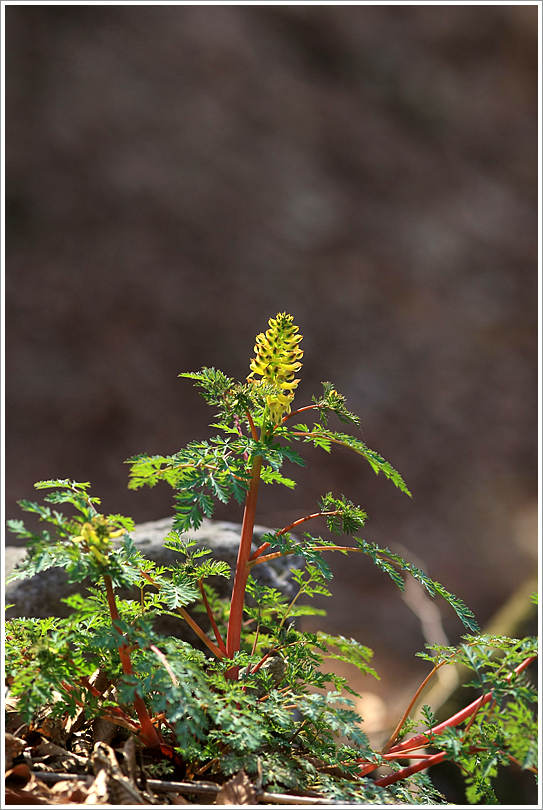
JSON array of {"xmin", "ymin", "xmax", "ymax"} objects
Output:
[
  {"xmin": 61, "ymin": 679, "xmax": 141, "ymax": 733},
  {"xmin": 248, "ymin": 511, "xmax": 340, "ymax": 562},
  {"xmin": 249, "ymin": 543, "xmax": 351, "ymax": 569},
  {"xmin": 245, "ymin": 646, "xmax": 279, "ymax": 677},
  {"xmin": 103, "ymin": 574, "xmax": 133, "ymax": 675},
  {"xmin": 197, "ymin": 579, "xmax": 227, "ymax": 655},
  {"xmin": 103, "ymin": 573, "xmax": 162, "ymax": 747},
  {"xmin": 139, "ymin": 569, "xmax": 225, "ymax": 658},
  {"xmin": 374, "ymin": 751, "xmax": 447, "ymax": 787},
  {"xmin": 461, "ymin": 693, "xmax": 488, "ymax": 742},
  {"xmin": 245, "ymin": 409, "xmax": 259, "ymax": 441},
  {"xmin": 387, "ymin": 654, "xmax": 536, "ymax": 757},
  {"xmin": 150, "ymin": 645, "xmax": 178, "ymax": 687},
  {"xmin": 357, "ymin": 653, "xmax": 537, "ymax": 781},
  {"xmin": 380, "ymin": 660, "xmax": 448, "ymax": 754},
  {"xmin": 176, "ymin": 607, "xmax": 226, "ymax": 658},
  {"xmin": 372, "ymin": 744, "xmax": 538, "ymax": 788},
  {"xmin": 281, "ymin": 404, "xmax": 320, "ymax": 422},
  {"xmin": 226, "ymin": 454, "xmax": 262, "ymax": 672}
]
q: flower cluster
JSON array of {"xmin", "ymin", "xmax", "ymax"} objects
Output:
[{"xmin": 247, "ymin": 312, "xmax": 303, "ymax": 423}]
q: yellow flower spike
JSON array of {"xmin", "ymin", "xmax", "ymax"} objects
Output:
[
  {"xmin": 88, "ymin": 544, "xmax": 108, "ymax": 565},
  {"xmin": 72, "ymin": 515, "xmax": 124, "ymax": 565},
  {"xmin": 248, "ymin": 313, "xmax": 303, "ymax": 424}
]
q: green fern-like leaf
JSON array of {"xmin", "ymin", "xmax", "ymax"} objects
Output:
[
  {"xmin": 260, "ymin": 467, "xmax": 297, "ymax": 488},
  {"xmin": 154, "ymin": 576, "xmax": 199, "ymax": 610},
  {"xmin": 353, "ymin": 537, "xmax": 480, "ymax": 632},
  {"xmin": 319, "ymin": 493, "xmax": 367, "ymax": 534},
  {"xmin": 292, "ymin": 426, "xmax": 411, "ymax": 496},
  {"xmin": 317, "ymin": 632, "xmax": 379, "ymax": 679},
  {"xmin": 312, "ymin": 382, "xmax": 361, "ymax": 426}
]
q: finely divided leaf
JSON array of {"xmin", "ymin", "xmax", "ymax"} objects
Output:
[
  {"xmin": 317, "ymin": 632, "xmax": 379, "ymax": 679},
  {"xmin": 34, "ymin": 479, "xmax": 91, "ymax": 490},
  {"xmin": 156, "ymin": 577, "xmax": 199, "ymax": 610},
  {"xmin": 293, "ymin": 427, "xmax": 411, "ymax": 496},
  {"xmin": 353, "ymin": 537, "xmax": 479, "ymax": 632},
  {"xmin": 260, "ymin": 467, "xmax": 297, "ymax": 488},
  {"xmin": 312, "ymin": 383, "xmax": 361, "ymax": 427}
]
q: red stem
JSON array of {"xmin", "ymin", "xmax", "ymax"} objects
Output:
[
  {"xmin": 357, "ymin": 654, "xmax": 536, "ymax": 782},
  {"xmin": 62, "ymin": 693, "xmax": 142, "ymax": 734},
  {"xmin": 103, "ymin": 574, "xmax": 133, "ymax": 676},
  {"xmin": 282, "ymin": 404, "xmax": 320, "ymax": 422},
  {"xmin": 245, "ymin": 409, "xmax": 259, "ymax": 441},
  {"xmin": 139, "ymin": 569, "xmax": 224, "ymax": 658},
  {"xmin": 374, "ymin": 751, "xmax": 447, "ymax": 787},
  {"xmin": 461, "ymin": 693, "xmax": 488, "ymax": 742},
  {"xmin": 381, "ymin": 661, "xmax": 447, "ymax": 754},
  {"xmin": 150, "ymin": 645, "xmax": 178, "ymax": 686},
  {"xmin": 178, "ymin": 606, "xmax": 226, "ymax": 658},
  {"xmin": 245, "ymin": 647, "xmax": 278, "ymax": 678},
  {"xmin": 249, "ymin": 544, "xmax": 348, "ymax": 569},
  {"xmin": 375, "ymin": 744, "xmax": 539, "ymax": 788},
  {"xmin": 62, "ymin": 679, "xmax": 141, "ymax": 733},
  {"xmin": 198, "ymin": 579, "xmax": 227, "ymax": 655},
  {"xmin": 248, "ymin": 539, "xmax": 274, "ymax": 562},
  {"xmin": 103, "ymin": 574, "xmax": 162, "ymax": 747},
  {"xmin": 387, "ymin": 655, "xmax": 536, "ymax": 757},
  {"xmin": 248, "ymin": 511, "xmax": 340, "ymax": 562},
  {"xmin": 226, "ymin": 454, "xmax": 262, "ymax": 671}
]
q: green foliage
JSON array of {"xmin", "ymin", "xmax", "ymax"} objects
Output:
[
  {"xmin": 259, "ymin": 466, "xmax": 297, "ymax": 488},
  {"xmin": 5, "ymin": 314, "xmax": 537, "ymax": 805},
  {"xmin": 290, "ymin": 423, "xmax": 411, "ymax": 496},
  {"xmin": 316, "ymin": 632, "xmax": 379, "ymax": 680},
  {"xmin": 412, "ymin": 635, "xmax": 538, "ymax": 800},
  {"xmin": 420, "ymin": 704, "xmax": 437, "ymax": 729},
  {"xmin": 353, "ymin": 537, "xmax": 479, "ymax": 633},
  {"xmin": 127, "ymin": 438, "xmax": 252, "ymax": 531},
  {"xmin": 312, "ymin": 381, "xmax": 362, "ymax": 426},
  {"xmin": 319, "ymin": 492, "xmax": 368, "ymax": 534}
]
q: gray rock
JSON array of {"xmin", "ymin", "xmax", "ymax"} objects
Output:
[{"xmin": 5, "ymin": 517, "xmax": 302, "ymax": 646}]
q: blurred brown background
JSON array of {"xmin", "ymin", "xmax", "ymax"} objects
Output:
[{"xmin": 5, "ymin": 4, "xmax": 538, "ymax": 794}]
